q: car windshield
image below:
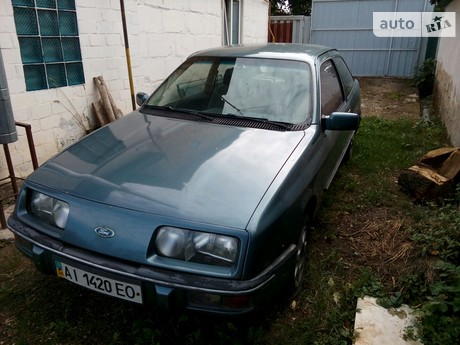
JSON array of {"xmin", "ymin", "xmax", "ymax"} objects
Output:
[{"xmin": 146, "ymin": 57, "xmax": 313, "ymax": 125}]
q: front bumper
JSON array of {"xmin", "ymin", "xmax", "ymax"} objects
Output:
[{"xmin": 8, "ymin": 214, "xmax": 295, "ymax": 315}]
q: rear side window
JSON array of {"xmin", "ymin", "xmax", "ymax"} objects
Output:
[
  {"xmin": 334, "ymin": 57, "xmax": 355, "ymax": 97},
  {"xmin": 320, "ymin": 60, "xmax": 344, "ymax": 116}
]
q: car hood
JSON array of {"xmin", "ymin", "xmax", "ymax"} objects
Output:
[{"xmin": 29, "ymin": 112, "xmax": 305, "ymax": 229}]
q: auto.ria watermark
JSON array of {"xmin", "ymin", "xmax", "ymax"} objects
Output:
[{"xmin": 373, "ymin": 12, "xmax": 456, "ymax": 37}]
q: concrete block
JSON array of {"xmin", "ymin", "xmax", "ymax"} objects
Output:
[
  {"xmin": 354, "ymin": 297, "xmax": 421, "ymax": 345},
  {"xmin": 40, "ymin": 120, "xmax": 61, "ymax": 134},
  {"xmin": 163, "ymin": 10, "xmax": 186, "ymax": 34},
  {"xmin": 77, "ymin": 0, "xmax": 97, "ymax": 8},
  {"xmin": 77, "ymin": 8, "xmax": 102, "ymax": 22},
  {"xmin": 29, "ymin": 103, "xmax": 52, "ymax": 120},
  {"xmin": 78, "ymin": 21, "xmax": 97, "ymax": 35},
  {"xmin": 89, "ymin": 34, "xmax": 106, "ymax": 47},
  {"xmin": 106, "ymin": 33, "xmax": 122, "ymax": 46}
]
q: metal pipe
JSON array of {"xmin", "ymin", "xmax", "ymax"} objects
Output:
[
  {"xmin": 15, "ymin": 122, "xmax": 38, "ymax": 170},
  {"xmin": 0, "ymin": 122, "xmax": 38, "ymax": 229},
  {"xmin": 3, "ymin": 144, "xmax": 17, "ymax": 195},
  {"xmin": 120, "ymin": 0, "xmax": 136, "ymax": 110}
]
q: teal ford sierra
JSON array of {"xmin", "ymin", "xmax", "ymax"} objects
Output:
[{"xmin": 8, "ymin": 44, "xmax": 360, "ymax": 315}]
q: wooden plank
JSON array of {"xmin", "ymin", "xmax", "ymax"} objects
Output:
[
  {"xmin": 419, "ymin": 147, "xmax": 458, "ymax": 170},
  {"xmin": 439, "ymin": 149, "xmax": 460, "ymax": 181},
  {"xmin": 99, "ymin": 76, "xmax": 123, "ymax": 119},
  {"xmin": 94, "ymin": 76, "xmax": 116, "ymax": 123},
  {"xmin": 92, "ymin": 101, "xmax": 109, "ymax": 127}
]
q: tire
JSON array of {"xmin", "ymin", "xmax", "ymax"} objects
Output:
[
  {"xmin": 341, "ymin": 136, "xmax": 354, "ymax": 165},
  {"xmin": 290, "ymin": 223, "xmax": 309, "ymax": 296}
]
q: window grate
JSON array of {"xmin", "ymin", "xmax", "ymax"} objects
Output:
[
  {"xmin": 13, "ymin": 7, "xmax": 38, "ymax": 35},
  {"xmin": 12, "ymin": 0, "xmax": 34, "ymax": 7},
  {"xmin": 12, "ymin": 0, "xmax": 84, "ymax": 91},
  {"xmin": 42, "ymin": 37, "xmax": 62, "ymax": 62},
  {"xmin": 37, "ymin": 0, "xmax": 56, "ymax": 8}
]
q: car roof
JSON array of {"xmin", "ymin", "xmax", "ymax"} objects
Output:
[{"xmin": 188, "ymin": 43, "xmax": 336, "ymax": 63}]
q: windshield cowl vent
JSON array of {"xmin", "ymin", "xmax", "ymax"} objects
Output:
[{"xmin": 141, "ymin": 108, "xmax": 309, "ymax": 132}]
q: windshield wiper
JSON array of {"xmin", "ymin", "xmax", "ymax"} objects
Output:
[
  {"xmin": 144, "ymin": 105, "xmax": 214, "ymax": 121},
  {"xmin": 220, "ymin": 96, "xmax": 243, "ymax": 115}
]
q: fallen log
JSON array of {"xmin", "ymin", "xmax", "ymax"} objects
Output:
[
  {"xmin": 398, "ymin": 165, "xmax": 453, "ymax": 201},
  {"xmin": 398, "ymin": 147, "xmax": 460, "ymax": 201}
]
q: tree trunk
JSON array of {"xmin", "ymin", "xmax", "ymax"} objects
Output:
[
  {"xmin": 93, "ymin": 76, "xmax": 116, "ymax": 122},
  {"xmin": 398, "ymin": 165, "xmax": 453, "ymax": 201},
  {"xmin": 92, "ymin": 101, "xmax": 109, "ymax": 127},
  {"xmin": 398, "ymin": 147, "xmax": 460, "ymax": 201}
]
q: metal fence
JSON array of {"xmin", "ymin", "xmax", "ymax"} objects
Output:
[{"xmin": 309, "ymin": 0, "xmax": 433, "ymax": 77}]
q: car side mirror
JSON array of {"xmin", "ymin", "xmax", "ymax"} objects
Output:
[
  {"xmin": 136, "ymin": 92, "xmax": 149, "ymax": 107},
  {"xmin": 322, "ymin": 112, "xmax": 360, "ymax": 131}
]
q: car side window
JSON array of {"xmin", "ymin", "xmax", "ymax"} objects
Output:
[
  {"xmin": 320, "ymin": 60, "xmax": 344, "ymax": 116},
  {"xmin": 334, "ymin": 57, "xmax": 355, "ymax": 97}
]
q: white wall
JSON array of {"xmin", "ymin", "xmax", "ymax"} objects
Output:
[
  {"xmin": 132, "ymin": 0, "xmax": 269, "ymax": 93},
  {"xmin": 131, "ymin": 0, "xmax": 223, "ymax": 93},
  {"xmin": 242, "ymin": 0, "xmax": 270, "ymax": 44},
  {"xmin": 0, "ymin": 0, "xmax": 268, "ymax": 179},
  {"xmin": 434, "ymin": 0, "xmax": 460, "ymax": 146}
]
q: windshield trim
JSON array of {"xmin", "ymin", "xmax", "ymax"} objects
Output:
[{"xmin": 143, "ymin": 56, "xmax": 314, "ymax": 131}]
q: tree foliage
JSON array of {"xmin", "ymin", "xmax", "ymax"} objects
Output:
[{"xmin": 270, "ymin": 0, "xmax": 312, "ymax": 16}]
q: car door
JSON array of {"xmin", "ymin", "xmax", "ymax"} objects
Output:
[{"xmin": 316, "ymin": 56, "xmax": 355, "ymax": 189}]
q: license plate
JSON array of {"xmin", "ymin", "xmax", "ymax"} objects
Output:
[{"xmin": 55, "ymin": 261, "xmax": 143, "ymax": 304}]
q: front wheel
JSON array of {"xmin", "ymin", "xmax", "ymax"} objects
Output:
[{"xmin": 291, "ymin": 224, "xmax": 309, "ymax": 296}]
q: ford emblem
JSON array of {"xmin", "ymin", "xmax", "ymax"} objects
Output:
[{"xmin": 94, "ymin": 226, "xmax": 115, "ymax": 238}]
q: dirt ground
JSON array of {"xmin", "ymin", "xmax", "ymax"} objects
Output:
[
  {"xmin": 358, "ymin": 77, "xmax": 420, "ymax": 120},
  {"xmin": 328, "ymin": 77, "xmax": 424, "ymax": 289}
]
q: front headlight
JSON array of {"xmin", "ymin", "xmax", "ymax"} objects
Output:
[
  {"xmin": 155, "ymin": 227, "xmax": 238, "ymax": 266},
  {"xmin": 29, "ymin": 191, "xmax": 70, "ymax": 229}
]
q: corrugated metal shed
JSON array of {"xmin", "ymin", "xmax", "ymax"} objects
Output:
[{"xmin": 310, "ymin": 0, "xmax": 433, "ymax": 77}]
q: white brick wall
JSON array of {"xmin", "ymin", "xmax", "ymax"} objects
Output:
[
  {"xmin": 0, "ymin": 0, "xmax": 268, "ymax": 178},
  {"xmin": 434, "ymin": 1, "xmax": 460, "ymax": 146}
]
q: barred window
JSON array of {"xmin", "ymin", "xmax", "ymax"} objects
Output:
[{"xmin": 12, "ymin": 0, "xmax": 84, "ymax": 91}]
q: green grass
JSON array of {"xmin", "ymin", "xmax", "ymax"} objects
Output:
[
  {"xmin": 1, "ymin": 115, "xmax": 458, "ymax": 344},
  {"xmin": 322, "ymin": 116, "xmax": 459, "ymax": 344}
]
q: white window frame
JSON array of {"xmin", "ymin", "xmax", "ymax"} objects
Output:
[{"xmin": 223, "ymin": 0, "xmax": 241, "ymax": 45}]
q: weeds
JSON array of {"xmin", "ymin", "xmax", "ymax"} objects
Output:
[
  {"xmin": 412, "ymin": 260, "xmax": 460, "ymax": 343},
  {"xmin": 405, "ymin": 202, "xmax": 460, "ymax": 344},
  {"xmin": 413, "ymin": 58, "xmax": 437, "ymax": 98}
]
